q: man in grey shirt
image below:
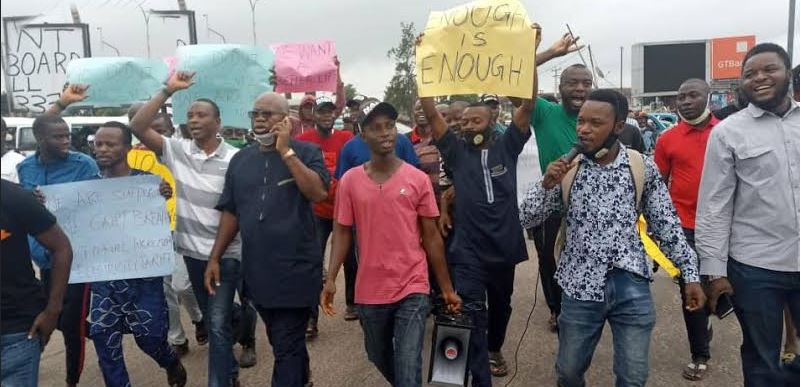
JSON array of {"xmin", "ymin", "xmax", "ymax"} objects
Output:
[{"xmin": 696, "ymin": 43, "xmax": 799, "ymax": 386}]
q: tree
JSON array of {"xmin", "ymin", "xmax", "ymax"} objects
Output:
[
  {"xmin": 344, "ymin": 83, "xmax": 358, "ymax": 101},
  {"xmin": 384, "ymin": 22, "xmax": 417, "ymax": 119}
]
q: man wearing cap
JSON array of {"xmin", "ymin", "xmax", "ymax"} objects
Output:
[
  {"xmin": 205, "ymin": 91, "xmax": 329, "ymax": 387},
  {"xmin": 294, "ymin": 59, "xmax": 346, "ymax": 138},
  {"xmin": 296, "ymin": 96, "xmax": 356, "ymax": 334},
  {"xmin": 481, "ymin": 94, "xmax": 508, "ymax": 135},
  {"xmin": 321, "ymin": 99, "xmax": 461, "ymax": 387}
]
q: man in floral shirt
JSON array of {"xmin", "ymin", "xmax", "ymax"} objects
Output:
[{"xmin": 519, "ymin": 89, "xmax": 706, "ymax": 387}]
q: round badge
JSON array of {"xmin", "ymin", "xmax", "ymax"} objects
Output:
[{"xmin": 472, "ymin": 133, "xmax": 484, "ymax": 145}]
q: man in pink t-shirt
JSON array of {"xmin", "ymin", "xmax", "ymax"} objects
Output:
[{"xmin": 321, "ymin": 100, "xmax": 461, "ymax": 386}]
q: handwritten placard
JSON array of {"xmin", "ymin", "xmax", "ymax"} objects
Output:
[
  {"xmin": 127, "ymin": 149, "xmax": 176, "ymax": 230},
  {"xmin": 271, "ymin": 40, "xmax": 337, "ymax": 93},
  {"xmin": 415, "ymin": 0, "xmax": 536, "ymax": 98},
  {"xmin": 172, "ymin": 44, "xmax": 274, "ymax": 130},
  {"xmin": 67, "ymin": 57, "xmax": 169, "ymax": 106},
  {"xmin": 39, "ymin": 175, "xmax": 174, "ymax": 283}
]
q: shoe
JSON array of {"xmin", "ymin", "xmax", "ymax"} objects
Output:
[
  {"xmin": 231, "ymin": 378, "xmax": 241, "ymax": 387},
  {"xmin": 548, "ymin": 313, "xmax": 558, "ymax": 333},
  {"xmin": 306, "ymin": 320, "xmax": 319, "ymax": 340},
  {"xmin": 167, "ymin": 360, "xmax": 187, "ymax": 387},
  {"xmin": 239, "ymin": 344, "xmax": 257, "ymax": 368},
  {"xmin": 193, "ymin": 320, "xmax": 208, "ymax": 346},
  {"xmin": 171, "ymin": 341, "xmax": 189, "ymax": 357},
  {"xmin": 489, "ymin": 351, "xmax": 509, "ymax": 377},
  {"xmin": 344, "ymin": 306, "xmax": 359, "ymax": 321}
]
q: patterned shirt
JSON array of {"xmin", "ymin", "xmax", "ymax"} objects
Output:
[{"xmin": 519, "ymin": 146, "xmax": 699, "ymax": 302}]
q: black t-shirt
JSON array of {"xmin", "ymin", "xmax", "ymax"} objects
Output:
[
  {"xmin": 1, "ymin": 179, "xmax": 55, "ymax": 334},
  {"xmin": 619, "ymin": 124, "xmax": 645, "ymax": 153},
  {"xmin": 434, "ymin": 124, "xmax": 530, "ymax": 266},
  {"xmin": 217, "ymin": 141, "xmax": 330, "ymax": 309}
]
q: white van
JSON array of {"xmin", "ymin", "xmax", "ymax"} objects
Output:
[{"xmin": 2, "ymin": 116, "xmax": 129, "ymax": 157}]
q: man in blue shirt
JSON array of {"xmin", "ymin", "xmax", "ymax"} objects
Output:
[{"xmin": 17, "ymin": 102, "xmax": 99, "ymax": 387}]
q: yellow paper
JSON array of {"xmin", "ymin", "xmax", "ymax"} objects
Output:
[
  {"xmin": 638, "ymin": 216, "xmax": 680, "ymax": 278},
  {"xmin": 416, "ymin": 0, "xmax": 536, "ymax": 98},
  {"xmin": 128, "ymin": 149, "xmax": 177, "ymax": 231}
]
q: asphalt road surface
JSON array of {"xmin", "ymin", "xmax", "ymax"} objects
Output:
[{"xmin": 39, "ymin": 240, "xmax": 745, "ymax": 386}]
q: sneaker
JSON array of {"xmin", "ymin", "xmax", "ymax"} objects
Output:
[
  {"xmin": 167, "ymin": 360, "xmax": 187, "ymax": 387},
  {"xmin": 193, "ymin": 320, "xmax": 208, "ymax": 346},
  {"xmin": 306, "ymin": 320, "xmax": 319, "ymax": 340},
  {"xmin": 239, "ymin": 344, "xmax": 257, "ymax": 368},
  {"xmin": 344, "ymin": 306, "xmax": 359, "ymax": 321},
  {"xmin": 171, "ymin": 341, "xmax": 189, "ymax": 357}
]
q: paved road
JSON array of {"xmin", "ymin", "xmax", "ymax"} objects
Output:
[{"xmin": 39, "ymin": 240, "xmax": 745, "ymax": 386}]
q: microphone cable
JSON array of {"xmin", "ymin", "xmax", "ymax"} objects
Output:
[{"xmin": 504, "ymin": 240, "xmax": 542, "ymax": 387}]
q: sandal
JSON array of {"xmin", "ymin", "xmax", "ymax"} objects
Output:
[
  {"xmin": 489, "ymin": 353, "xmax": 509, "ymax": 377},
  {"xmin": 681, "ymin": 361, "xmax": 708, "ymax": 381},
  {"xmin": 782, "ymin": 352, "xmax": 797, "ymax": 365}
]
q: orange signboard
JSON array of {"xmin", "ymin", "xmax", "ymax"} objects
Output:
[{"xmin": 711, "ymin": 36, "xmax": 756, "ymax": 80}]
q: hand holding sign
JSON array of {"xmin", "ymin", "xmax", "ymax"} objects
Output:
[{"xmin": 165, "ymin": 71, "xmax": 196, "ymax": 94}]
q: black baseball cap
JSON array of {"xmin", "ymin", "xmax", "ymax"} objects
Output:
[{"xmin": 360, "ymin": 99, "xmax": 398, "ymax": 126}]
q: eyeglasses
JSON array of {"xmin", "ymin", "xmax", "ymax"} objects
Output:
[{"xmin": 248, "ymin": 110, "xmax": 281, "ymax": 119}]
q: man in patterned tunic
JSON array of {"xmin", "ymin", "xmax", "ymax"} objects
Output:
[{"xmin": 519, "ymin": 89, "xmax": 706, "ymax": 387}]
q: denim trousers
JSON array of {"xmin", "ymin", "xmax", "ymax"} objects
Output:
[
  {"xmin": 357, "ymin": 293, "xmax": 430, "ymax": 387},
  {"xmin": 556, "ymin": 269, "xmax": 656, "ymax": 387},
  {"xmin": 1, "ymin": 332, "xmax": 41, "ymax": 387}
]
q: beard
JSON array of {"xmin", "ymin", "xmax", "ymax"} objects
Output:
[{"xmin": 750, "ymin": 81, "xmax": 791, "ymax": 112}]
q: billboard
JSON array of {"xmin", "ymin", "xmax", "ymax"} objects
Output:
[
  {"xmin": 3, "ymin": 17, "xmax": 91, "ymax": 113},
  {"xmin": 643, "ymin": 42, "xmax": 706, "ymax": 94},
  {"xmin": 710, "ymin": 35, "xmax": 756, "ymax": 80}
]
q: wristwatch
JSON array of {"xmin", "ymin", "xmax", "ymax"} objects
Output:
[
  {"xmin": 706, "ymin": 275, "xmax": 725, "ymax": 281},
  {"xmin": 281, "ymin": 148, "xmax": 296, "ymax": 160}
]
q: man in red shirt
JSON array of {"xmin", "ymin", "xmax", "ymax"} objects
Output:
[
  {"xmin": 297, "ymin": 96, "xmax": 356, "ymax": 337},
  {"xmin": 654, "ymin": 78, "xmax": 719, "ymax": 381}
]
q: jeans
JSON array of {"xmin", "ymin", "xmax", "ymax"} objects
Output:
[
  {"xmin": 556, "ymin": 269, "xmax": 655, "ymax": 387},
  {"xmin": 357, "ymin": 293, "xmax": 430, "ymax": 387},
  {"xmin": 184, "ymin": 257, "xmax": 241, "ymax": 386},
  {"xmin": 256, "ymin": 306, "xmax": 312, "ymax": 387},
  {"xmin": 1, "ymin": 332, "xmax": 41, "ymax": 387},
  {"xmin": 679, "ymin": 229, "xmax": 710, "ymax": 362},
  {"xmin": 728, "ymin": 258, "xmax": 800, "ymax": 387},
  {"xmin": 42, "ymin": 270, "xmax": 90, "ymax": 385},
  {"xmin": 529, "ymin": 214, "xmax": 563, "ymax": 316},
  {"xmin": 310, "ymin": 217, "xmax": 357, "ymax": 324},
  {"xmin": 165, "ymin": 253, "xmax": 203, "ymax": 346},
  {"xmin": 451, "ymin": 262, "xmax": 515, "ymax": 386}
]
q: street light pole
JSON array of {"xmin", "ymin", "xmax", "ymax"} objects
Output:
[
  {"xmin": 140, "ymin": 5, "xmax": 151, "ymax": 58},
  {"xmin": 248, "ymin": 0, "xmax": 259, "ymax": 45},
  {"xmin": 788, "ymin": 0, "xmax": 796, "ymax": 62},
  {"xmin": 97, "ymin": 27, "xmax": 104, "ymax": 56},
  {"xmin": 203, "ymin": 14, "xmax": 227, "ymax": 43}
]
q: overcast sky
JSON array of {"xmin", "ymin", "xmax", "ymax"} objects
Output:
[{"xmin": 2, "ymin": 0, "xmax": 799, "ymax": 98}]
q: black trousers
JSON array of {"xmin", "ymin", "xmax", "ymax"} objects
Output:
[
  {"xmin": 42, "ymin": 270, "xmax": 90, "ymax": 385},
  {"xmin": 680, "ymin": 228, "xmax": 711, "ymax": 362},
  {"xmin": 529, "ymin": 214, "xmax": 563, "ymax": 316},
  {"xmin": 256, "ymin": 306, "xmax": 312, "ymax": 387}
]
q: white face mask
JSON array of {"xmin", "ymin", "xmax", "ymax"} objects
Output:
[{"xmin": 253, "ymin": 132, "xmax": 275, "ymax": 147}]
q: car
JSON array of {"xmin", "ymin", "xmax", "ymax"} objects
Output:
[
  {"xmin": 2, "ymin": 117, "xmax": 36, "ymax": 156},
  {"xmin": 651, "ymin": 113, "xmax": 678, "ymax": 127}
]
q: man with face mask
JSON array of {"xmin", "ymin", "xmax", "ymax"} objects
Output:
[
  {"xmin": 653, "ymin": 78, "xmax": 719, "ymax": 381},
  {"xmin": 130, "ymin": 71, "xmax": 245, "ymax": 387},
  {"xmin": 296, "ymin": 95, "xmax": 356, "ymax": 333},
  {"xmin": 418, "ymin": 30, "xmax": 537, "ymax": 382},
  {"xmin": 696, "ymin": 43, "xmax": 800, "ymax": 387},
  {"xmin": 519, "ymin": 89, "xmax": 705, "ymax": 387},
  {"xmin": 205, "ymin": 92, "xmax": 329, "ymax": 387}
]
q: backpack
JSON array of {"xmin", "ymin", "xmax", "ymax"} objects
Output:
[{"xmin": 553, "ymin": 149, "xmax": 646, "ymax": 261}]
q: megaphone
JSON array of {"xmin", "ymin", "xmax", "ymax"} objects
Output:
[{"xmin": 428, "ymin": 313, "xmax": 472, "ymax": 387}]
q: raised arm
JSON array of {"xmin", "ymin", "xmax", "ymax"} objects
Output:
[
  {"xmin": 45, "ymin": 84, "xmax": 89, "ymax": 116},
  {"xmin": 130, "ymin": 71, "xmax": 195, "ymax": 156},
  {"xmin": 334, "ymin": 57, "xmax": 346, "ymax": 117},
  {"xmin": 420, "ymin": 97, "xmax": 449, "ymax": 141}
]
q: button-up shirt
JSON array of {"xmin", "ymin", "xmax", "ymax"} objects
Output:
[
  {"xmin": 696, "ymin": 102, "xmax": 800, "ymax": 275},
  {"xmin": 519, "ymin": 146, "xmax": 699, "ymax": 302}
]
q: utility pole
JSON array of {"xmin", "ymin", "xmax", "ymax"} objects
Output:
[
  {"xmin": 788, "ymin": 0, "xmax": 796, "ymax": 62},
  {"xmin": 552, "ymin": 67, "xmax": 561, "ymax": 97},
  {"xmin": 203, "ymin": 14, "xmax": 227, "ymax": 43},
  {"xmin": 248, "ymin": 0, "xmax": 260, "ymax": 45},
  {"xmin": 620, "ymin": 46, "xmax": 624, "ymax": 92},
  {"xmin": 587, "ymin": 45, "xmax": 598, "ymax": 88}
]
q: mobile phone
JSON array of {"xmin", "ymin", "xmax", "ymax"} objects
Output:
[{"xmin": 715, "ymin": 293, "xmax": 735, "ymax": 319}]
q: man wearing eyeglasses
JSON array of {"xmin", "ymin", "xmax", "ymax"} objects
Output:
[{"xmin": 205, "ymin": 91, "xmax": 330, "ymax": 387}]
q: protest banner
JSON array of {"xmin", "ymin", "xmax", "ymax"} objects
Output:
[
  {"xmin": 2, "ymin": 18, "xmax": 91, "ymax": 113},
  {"xmin": 271, "ymin": 40, "xmax": 337, "ymax": 93},
  {"xmin": 66, "ymin": 58, "xmax": 168, "ymax": 106},
  {"xmin": 172, "ymin": 44, "xmax": 274, "ymax": 129},
  {"xmin": 39, "ymin": 175, "xmax": 174, "ymax": 283},
  {"xmin": 415, "ymin": 0, "xmax": 536, "ymax": 98},
  {"xmin": 127, "ymin": 149, "xmax": 176, "ymax": 230}
]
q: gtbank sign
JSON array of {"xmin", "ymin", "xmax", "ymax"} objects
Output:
[{"xmin": 711, "ymin": 35, "xmax": 756, "ymax": 80}]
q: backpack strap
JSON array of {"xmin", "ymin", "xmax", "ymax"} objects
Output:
[
  {"xmin": 554, "ymin": 161, "xmax": 581, "ymax": 263},
  {"xmin": 626, "ymin": 148, "xmax": 646, "ymax": 214}
]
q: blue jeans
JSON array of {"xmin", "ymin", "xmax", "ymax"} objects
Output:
[
  {"xmin": 357, "ymin": 293, "xmax": 430, "ymax": 387},
  {"xmin": 1, "ymin": 332, "xmax": 41, "ymax": 387},
  {"xmin": 185, "ymin": 257, "xmax": 241, "ymax": 387},
  {"xmin": 728, "ymin": 258, "xmax": 800, "ymax": 387},
  {"xmin": 557, "ymin": 269, "xmax": 655, "ymax": 387}
]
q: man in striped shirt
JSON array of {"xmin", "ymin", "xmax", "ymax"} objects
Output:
[{"xmin": 130, "ymin": 71, "xmax": 244, "ymax": 387}]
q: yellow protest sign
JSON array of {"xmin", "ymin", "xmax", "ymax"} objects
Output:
[
  {"xmin": 415, "ymin": 0, "xmax": 536, "ymax": 98},
  {"xmin": 128, "ymin": 149, "xmax": 177, "ymax": 231},
  {"xmin": 638, "ymin": 216, "xmax": 680, "ymax": 278}
]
